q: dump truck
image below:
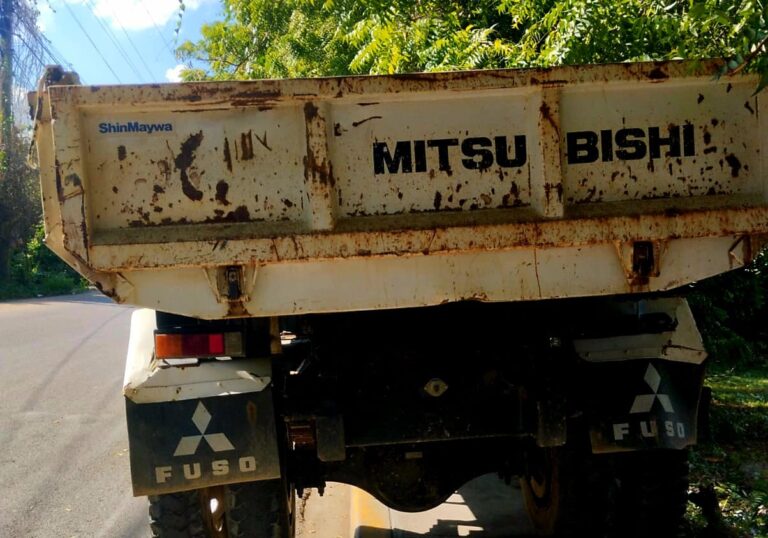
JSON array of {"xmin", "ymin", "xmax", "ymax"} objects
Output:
[{"xmin": 31, "ymin": 60, "xmax": 768, "ymax": 537}]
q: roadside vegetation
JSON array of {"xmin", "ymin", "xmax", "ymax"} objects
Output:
[
  {"xmin": 686, "ymin": 261, "xmax": 768, "ymax": 537},
  {"xmin": 0, "ymin": 223, "xmax": 87, "ymax": 300},
  {"xmin": 686, "ymin": 365, "xmax": 768, "ymax": 537},
  {"xmin": 0, "ymin": 128, "xmax": 85, "ymax": 301}
]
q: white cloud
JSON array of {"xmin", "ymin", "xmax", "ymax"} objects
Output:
[
  {"xmin": 165, "ymin": 64, "xmax": 185, "ymax": 82},
  {"xmin": 52, "ymin": 0, "xmax": 213, "ymax": 31},
  {"xmin": 37, "ymin": 2, "xmax": 55, "ymax": 32}
]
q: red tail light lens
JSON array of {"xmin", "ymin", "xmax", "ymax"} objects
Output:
[{"xmin": 155, "ymin": 332, "xmax": 243, "ymax": 359}]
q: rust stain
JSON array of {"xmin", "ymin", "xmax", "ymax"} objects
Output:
[
  {"xmin": 156, "ymin": 160, "xmax": 171, "ymax": 183},
  {"xmin": 223, "ymin": 137, "xmax": 233, "ymax": 172},
  {"xmin": 227, "ymin": 301, "xmax": 251, "ymax": 317},
  {"xmin": 215, "ymin": 180, "xmax": 231, "ymax": 206},
  {"xmin": 231, "ymin": 89, "xmax": 282, "ymax": 101},
  {"xmin": 352, "ymin": 116, "xmax": 383, "ymax": 127},
  {"xmin": 93, "ymin": 281, "xmax": 117, "ymax": 299},
  {"xmin": 66, "ymin": 173, "xmax": 82, "ymax": 189},
  {"xmin": 724, "ymin": 154, "xmax": 742, "ymax": 178},
  {"xmin": 433, "ymin": 191, "xmax": 442, "ymax": 210},
  {"xmin": 178, "ymin": 94, "xmax": 202, "ymax": 102},
  {"xmin": 255, "ymin": 131, "xmax": 272, "ymax": 151},
  {"xmin": 303, "ymin": 102, "xmax": 335, "ymax": 186},
  {"xmin": 539, "ymin": 102, "xmax": 560, "ymax": 136},
  {"xmin": 240, "ymin": 131, "xmax": 254, "ymax": 160},
  {"xmin": 543, "ymin": 182, "xmax": 564, "ymax": 204},
  {"xmin": 54, "ymin": 160, "xmax": 64, "ymax": 202},
  {"xmin": 246, "ymin": 401, "xmax": 258, "ymax": 427},
  {"xmin": 151, "ymin": 184, "xmax": 165, "ymax": 204},
  {"xmin": 174, "ymin": 131, "xmax": 204, "ymax": 201},
  {"xmin": 648, "ymin": 66, "xmax": 668, "ymax": 80},
  {"xmin": 305, "ymin": 102, "xmax": 319, "ymax": 120},
  {"xmin": 80, "ymin": 196, "xmax": 89, "ymax": 252},
  {"xmin": 204, "ymin": 205, "xmax": 250, "ymax": 223}
]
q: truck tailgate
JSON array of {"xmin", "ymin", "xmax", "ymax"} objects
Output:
[{"xmin": 34, "ymin": 61, "xmax": 768, "ymax": 318}]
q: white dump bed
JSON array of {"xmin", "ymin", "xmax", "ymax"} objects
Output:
[{"xmin": 33, "ymin": 61, "xmax": 768, "ymax": 318}]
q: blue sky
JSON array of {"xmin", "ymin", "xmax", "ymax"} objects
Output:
[{"xmin": 38, "ymin": 0, "xmax": 224, "ymax": 85}]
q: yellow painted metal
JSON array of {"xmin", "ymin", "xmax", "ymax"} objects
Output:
[{"xmin": 32, "ymin": 61, "xmax": 768, "ymax": 318}]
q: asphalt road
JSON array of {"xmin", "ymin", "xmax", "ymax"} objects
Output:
[{"xmin": 0, "ymin": 292, "xmax": 532, "ymax": 538}]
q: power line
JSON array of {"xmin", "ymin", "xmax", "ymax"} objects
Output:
[
  {"xmin": 42, "ymin": 40, "xmax": 75, "ymax": 72},
  {"xmin": 83, "ymin": 0, "xmax": 145, "ymax": 82},
  {"xmin": 21, "ymin": 30, "xmax": 78, "ymax": 79},
  {"xmin": 62, "ymin": 1, "xmax": 122, "ymax": 83},
  {"xmin": 102, "ymin": 2, "xmax": 156, "ymax": 81},
  {"xmin": 15, "ymin": 0, "xmax": 72, "ymax": 68},
  {"xmin": 140, "ymin": 0, "xmax": 175, "ymax": 58}
]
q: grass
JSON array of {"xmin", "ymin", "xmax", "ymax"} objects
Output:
[{"xmin": 687, "ymin": 365, "xmax": 768, "ymax": 537}]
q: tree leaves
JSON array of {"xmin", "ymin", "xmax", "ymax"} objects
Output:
[{"xmin": 175, "ymin": 0, "xmax": 768, "ymax": 85}]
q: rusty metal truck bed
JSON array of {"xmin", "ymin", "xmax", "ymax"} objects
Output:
[{"xmin": 33, "ymin": 61, "xmax": 768, "ymax": 318}]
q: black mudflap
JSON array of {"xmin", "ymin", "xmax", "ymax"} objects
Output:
[
  {"xmin": 584, "ymin": 359, "xmax": 705, "ymax": 453},
  {"xmin": 126, "ymin": 390, "xmax": 280, "ymax": 496}
]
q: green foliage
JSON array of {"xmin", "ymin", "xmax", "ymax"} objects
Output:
[
  {"xmin": 707, "ymin": 368, "xmax": 768, "ymax": 440},
  {"xmin": 687, "ymin": 254, "xmax": 768, "ymax": 370},
  {"xmin": 0, "ymin": 223, "xmax": 87, "ymax": 301},
  {"xmin": 688, "ymin": 366, "xmax": 768, "ymax": 537},
  {"xmin": 178, "ymin": 0, "xmax": 768, "ymax": 79},
  {"xmin": 0, "ymin": 127, "xmax": 41, "ymax": 280}
]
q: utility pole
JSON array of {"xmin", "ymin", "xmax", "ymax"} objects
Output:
[{"xmin": 0, "ymin": 0, "xmax": 13, "ymax": 170}]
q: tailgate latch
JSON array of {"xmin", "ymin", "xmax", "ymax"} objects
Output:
[
  {"xmin": 225, "ymin": 266, "xmax": 242, "ymax": 300},
  {"xmin": 204, "ymin": 265, "xmax": 257, "ymax": 305}
]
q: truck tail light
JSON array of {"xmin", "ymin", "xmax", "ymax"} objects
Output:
[{"xmin": 154, "ymin": 332, "xmax": 244, "ymax": 359}]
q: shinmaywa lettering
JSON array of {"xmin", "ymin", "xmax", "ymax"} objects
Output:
[{"xmin": 99, "ymin": 121, "xmax": 173, "ymax": 134}]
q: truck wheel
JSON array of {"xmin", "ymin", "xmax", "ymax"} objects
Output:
[
  {"xmin": 149, "ymin": 480, "xmax": 295, "ymax": 538},
  {"xmin": 226, "ymin": 479, "xmax": 296, "ymax": 538},
  {"xmin": 149, "ymin": 490, "xmax": 207, "ymax": 537},
  {"xmin": 520, "ymin": 444, "xmax": 618, "ymax": 537},
  {"xmin": 614, "ymin": 450, "xmax": 689, "ymax": 538}
]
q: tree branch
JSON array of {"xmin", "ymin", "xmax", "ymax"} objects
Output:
[{"xmin": 729, "ymin": 33, "xmax": 768, "ymax": 76}]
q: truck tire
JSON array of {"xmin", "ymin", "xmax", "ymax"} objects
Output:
[
  {"xmin": 521, "ymin": 445, "xmax": 689, "ymax": 538},
  {"xmin": 226, "ymin": 479, "xmax": 295, "ymax": 538},
  {"xmin": 149, "ymin": 490, "xmax": 207, "ymax": 538},
  {"xmin": 520, "ymin": 443, "xmax": 618, "ymax": 537},
  {"xmin": 149, "ymin": 480, "xmax": 295, "ymax": 538},
  {"xmin": 614, "ymin": 450, "xmax": 689, "ymax": 538}
]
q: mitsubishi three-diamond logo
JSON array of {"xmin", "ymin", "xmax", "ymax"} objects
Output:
[
  {"xmin": 174, "ymin": 402, "xmax": 235, "ymax": 457},
  {"xmin": 630, "ymin": 364, "xmax": 674, "ymax": 414},
  {"xmin": 612, "ymin": 363, "xmax": 686, "ymax": 443}
]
